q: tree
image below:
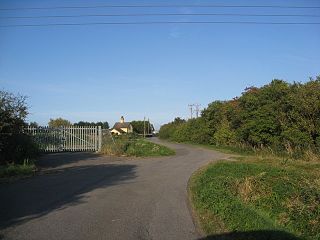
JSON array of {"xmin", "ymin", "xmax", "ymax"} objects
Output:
[
  {"xmin": 0, "ymin": 90, "xmax": 38, "ymax": 164},
  {"xmin": 29, "ymin": 121, "xmax": 39, "ymax": 128},
  {"xmin": 173, "ymin": 117, "xmax": 186, "ymax": 124},
  {"xmin": 131, "ymin": 120, "xmax": 154, "ymax": 134},
  {"xmin": 74, "ymin": 121, "xmax": 109, "ymax": 129},
  {"xmin": 160, "ymin": 76, "xmax": 320, "ymax": 154},
  {"xmin": 96, "ymin": 121, "xmax": 109, "ymax": 129},
  {"xmin": 0, "ymin": 91, "xmax": 28, "ymax": 134},
  {"xmin": 48, "ymin": 118, "xmax": 71, "ymax": 128}
]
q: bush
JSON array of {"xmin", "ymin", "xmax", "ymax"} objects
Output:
[
  {"xmin": 101, "ymin": 135, "xmax": 130, "ymax": 156},
  {"xmin": 101, "ymin": 134, "xmax": 175, "ymax": 157},
  {"xmin": 0, "ymin": 134, "xmax": 39, "ymax": 164},
  {"xmin": 159, "ymin": 76, "xmax": 320, "ymax": 157},
  {"xmin": 0, "ymin": 90, "xmax": 39, "ymax": 165}
]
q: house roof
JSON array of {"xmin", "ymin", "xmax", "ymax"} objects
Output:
[
  {"xmin": 111, "ymin": 128, "xmax": 126, "ymax": 133},
  {"xmin": 112, "ymin": 122, "xmax": 131, "ymax": 130}
]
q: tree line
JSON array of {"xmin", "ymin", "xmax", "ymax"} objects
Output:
[
  {"xmin": 48, "ymin": 118, "xmax": 109, "ymax": 129},
  {"xmin": 28, "ymin": 118, "xmax": 110, "ymax": 129},
  {"xmin": 159, "ymin": 76, "xmax": 320, "ymax": 156}
]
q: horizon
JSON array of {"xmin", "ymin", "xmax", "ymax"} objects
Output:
[{"xmin": 1, "ymin": 0, "xmax": 319, "ymax": 129}]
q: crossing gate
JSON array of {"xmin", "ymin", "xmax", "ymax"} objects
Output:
[{"xmin": 25, "ymin": 126, "xmax": 102, "ymax": 152}]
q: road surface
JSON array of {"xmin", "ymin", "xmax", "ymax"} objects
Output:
[{"xmin": 0, "ymin": 138, "xmax": 228, "ymax": 240}]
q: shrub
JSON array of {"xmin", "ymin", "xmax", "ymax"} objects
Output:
[
  {"xmin": 159, "ymin": 76, "xmax": 320, "ymax": 157},
  {"xmin": 0, "ymin": 134, "xmax": 39, "ymax": 164},
  {"xmin": 0, "ymin": 90, "xmax": 39, "ymax": 165}
]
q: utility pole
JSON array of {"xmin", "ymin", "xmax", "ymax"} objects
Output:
[
  {"xmin": 194, "ymin": 104, "xmax": 201, "ymax": 118},
  {"xmin": 188, "ymin": 104, "xmax": 194, "ymax": 119},
  {"xmin": 143, "ymin": 117, "xmax": 146, "ymax": 138}
]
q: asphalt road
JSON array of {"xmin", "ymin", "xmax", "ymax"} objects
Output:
[{"xmin": 0, "ymin": 138, "xmax": 228, "ymax": 240}]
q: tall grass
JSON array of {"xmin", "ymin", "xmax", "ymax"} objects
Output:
[{"xmin": 101, "ymin": 135, "xmax": 175, "ymax": 157}]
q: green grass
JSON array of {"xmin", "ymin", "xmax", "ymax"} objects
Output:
[
  {"xmin": 125, "ymin": 139, "xmax": 175, "ymax": 157},
  {"xmin": 159, "ymin": 138, "xmax": 255, "ymax": 156},
  {"xmin": 101, "ymin": 135, "xmax": 175, "ymax": 157},
  {"xmin": 0, "ymin": 162, "xmax": 36, "ymax": 180},
  {"xmin": 185, "ymin": 141, "xmax": 254, "ymax": 156},
  {"xmin": 189, "ymin": 157, "xmax": 320, "ymax": 240}
]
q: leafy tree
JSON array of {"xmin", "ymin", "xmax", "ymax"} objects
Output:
[
  {"xmin": 96, "ymin": 121, "xmax": 109, "ymax": 129},
  {"xmin": 74, "ymin": 121, "xmax": 109, "ymax": 129},
  {"xmin": 0, "ymin": 91, "xmax": 38, "ymax": 164},
  {"xmin": 29, "ymin": 121, "xmax": 39, "ymax": 128},
  {"xmin": 48, "ymin": 118, "xmax": 71, "ymax": 128},
  {"xmin": 0, "ymin": 91, "xmax": 28, "ymax": 134},
  {"xmin": 159, "ymin": 76, "xmax": 320, "ymax": 155},
  {"xmin": 131, "ymin": 120, "xmax": 154, "ymax": 134},
  {"xmin": 173, "ymin": 117, "xmax": 186, "ymax": 124}
]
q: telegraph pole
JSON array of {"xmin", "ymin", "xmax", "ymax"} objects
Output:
[
  {"xmin": 188, "ymin": 104, "xmax": 194, "ymax": 119},
  {"xmin": 194, "ymin": 104, "xmax": 201, "ymax": 118},
  {"xmin": 143, "ymin": 117, "xmax": 146, "ymax": 138}
]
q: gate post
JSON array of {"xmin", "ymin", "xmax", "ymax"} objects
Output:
[{"xmin": 97, "ymin": 126, "xmax": 102, "ymax": 152}]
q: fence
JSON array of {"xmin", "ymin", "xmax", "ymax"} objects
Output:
[{"xmin": 25, "ymin": 126, "xmax": 102, "ymax": 153}]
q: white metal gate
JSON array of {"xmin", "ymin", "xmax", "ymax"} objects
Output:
[{"xmin": 25, "ymin": 126, "xmax": 102, "ymax": 152}]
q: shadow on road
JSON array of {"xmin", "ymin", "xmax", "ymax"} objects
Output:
[
  {"xmin": 0, "ymin": 163, "xmax": 136, "ymax": 230},
  {"xmin": 36, "ymin": 152, "xmax": 111, "ymax": 169},
  {"xmin": 199, "ymin": 230, "xmax": 301, "ymax": 240}
]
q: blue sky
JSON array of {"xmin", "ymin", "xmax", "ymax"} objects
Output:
[{"xmin": 1, "ymin": 0, "xmax": 319, "ymax": 129}]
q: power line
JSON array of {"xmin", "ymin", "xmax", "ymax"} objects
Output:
[
  {"xmin": 2, "ymin": 13, "xmax": 320, "ymax": 19},
  {"xmin": 1, "ymin": 21, "xmax": 320, "ymax": 28},
  {"xmin": 1, "ymin": 4, "xmax": 320, "ymax": 11}
]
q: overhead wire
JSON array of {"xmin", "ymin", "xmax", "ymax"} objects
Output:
[
  {"xmin": 1, "ymin": 4, "xmax": 320, "ymax": 11},
  {"xmin": 1, "ymin": 13, "xmax": 320, "ymax": 19},
  {"xmin": 1, "ymin": 21, "xmax": 320, "ymax": 28},
  {"xmin": 1, "ymin": 3, "xmax": 319, "ymax": 28}
]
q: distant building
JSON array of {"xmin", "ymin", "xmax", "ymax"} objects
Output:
[{"xmin": 110, "ymin": 116, "xmax": 133, "ymax": 135}]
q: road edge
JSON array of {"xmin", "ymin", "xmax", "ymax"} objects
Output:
[{"xmin": 186, "ymin": 164, "xmax": 211, "ymax": 239}]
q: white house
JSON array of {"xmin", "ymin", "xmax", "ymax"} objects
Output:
[{"xmin": 110, "ymin": 116, "xmax": 133, "ymax": 135}]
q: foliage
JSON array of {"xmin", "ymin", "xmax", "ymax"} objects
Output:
[
  {"xmin": 1, "ymin": 133, "xmax": 39, "ymax": 164},
  {"xmin": 0, "ymin": 90, "xmax": 28, "ymax": 134},
  {"xmin": 125, "ymin": 139, "xmax": 175, "ymax": 157},
  {"xmin": 131, "ymin": 120, "xmax": 154, "ymax": 134},
  {"xmin": 101, "ymin": 135, "xmax": 174, "ymax": 157},
  {"xmin": 159, "ymin": 77, "xmax": 320, "ymax": 156},
  {"xmin": 0, "ymin": 91, "xmax": 39, "ymax": 165},
  {"xmin": 28, "ymin": 121, "xmax": 39, "ymax": 128},
  {"xmin": 158, "ymin": 117, "xmax": 186, "ymax": 140},
  {"xmin": 74, "ymin": 121, "xmax": 109, "ymax": 129},
  {"xmin": 48, "ymin": 118, "xmax": 71, "ymax": 128},
  {"xmin": 189, "ymin": 158, "xmax": 320, "ymax": 240},
  {"xmin": 0, "ymin": 161, "xmax": 35, "ymax": 179}
]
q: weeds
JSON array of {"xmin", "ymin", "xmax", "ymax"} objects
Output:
[
  {"xmin": 0, "ymin": 161, "xmax": 36, "ymax": 179},
  {"xmin": 101, "ymin": 135, "xmax": 175, "ymax": 157},
  {"xmin": 189, "ymin": 158, "xmax": 320, "ymax": 240}
]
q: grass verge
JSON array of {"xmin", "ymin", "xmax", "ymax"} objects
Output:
[
  {"xmin": 189, "ymin": 157, "xmax": 320, "ymax": 240},
  {"xmin": 125, "ymin": 138, "xmax": 175, "ymax": 157},
  {"xmin": 101, "ymin": 135, "xmax": 175, "ymax": 157},
  {"xmin": 0, "ymin": 162, "xmax": 36, "ymax": 180}
]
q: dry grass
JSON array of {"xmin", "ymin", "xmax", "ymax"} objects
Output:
[
  {"xmin": 234, "ymin": 172, "xmax": 272, "ymax": 203},
  {"xmin": 303, "ymin": 149, "xmax": 320, "ymax": 162}
]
